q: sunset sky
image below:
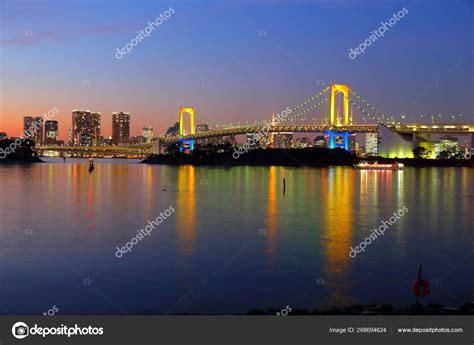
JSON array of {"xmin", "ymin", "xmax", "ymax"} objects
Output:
[{"xmin": 1, "ymin": 0, "xmax": 473, "ymax": 140}]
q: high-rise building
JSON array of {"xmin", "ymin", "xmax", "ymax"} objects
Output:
[
  {"xmin": 274, "ymin": 132, "xmax": 293, "ymax": 148},
  {"xmin": 72, "ymin": 110, "xmax": 101, "ymax": 146},
  {"xmin": 23, "ymin": 116, "xmax": 44, "ymax": 144},
  {"xmin": 365, "ymin": 133, "xmax": 378, "ymax": 156},
  {"xmin": 90, "ymin": 112, "xmax": 101, "ymax": 145},
  {"xmin": 44, "ymin": 120, "xmax": 59, "ymax": 145},
  {"xmin": 68, "ymin": 126, "xmax": 73, "ymax": 146},
  {"xmin": 142, "ymin": 126, "xmax": 153, "ymax": 144},
  {"xmin": 112, "ymin": 112, "xmax": 130, "ymax": 145}
]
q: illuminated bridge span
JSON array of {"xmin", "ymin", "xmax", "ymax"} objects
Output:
[
  {"xmin": 161, "ymin": 125, "xmax": 378, "ymax": 142},
  {"xmin": 158, "ymin": 82, "xmax": 473, "ymax": 153},
  {"xmin": 387, "ymin": 124, "xmax": 473, "ymax": 134},
  {"xmin": 162, "ymin": 124, "xmax": 473, "ymax": 142},
  {"xmin": 35, "ymin": 143, "xmax": 153, "ymax": 156}
]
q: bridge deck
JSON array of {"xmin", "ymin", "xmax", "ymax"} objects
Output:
[
  {"xmin": 161, "ymin": 125, "xmax": 378, "ymax": 142},
  {"xmin": 160, "ymin": 123, "xmax": 473, "ymax": 142}
]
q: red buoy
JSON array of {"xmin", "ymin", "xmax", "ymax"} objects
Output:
[
  {"xmin": 412, "ymin": 279, "xmax": 430, "ymax": 297},
  {"xmin": 88, "ymin": 159, "xmax": 94, "ymax": 173}
]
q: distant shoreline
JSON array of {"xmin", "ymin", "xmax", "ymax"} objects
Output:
[{"xmin": 142, "ymin": 148, "xmax": 473, "ymax": 168}]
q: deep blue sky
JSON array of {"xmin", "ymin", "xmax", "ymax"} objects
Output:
[{"xmin": 1, "ymin": 0, "xmax": 473, "ymax": 139}]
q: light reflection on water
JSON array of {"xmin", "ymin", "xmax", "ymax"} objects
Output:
[{"xmin": 0, "ymin": 158, "xmax": 472, "ymax": 314}]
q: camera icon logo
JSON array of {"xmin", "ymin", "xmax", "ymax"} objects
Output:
[{"xmin": 12, "ymin": 321, "xmax": 29, "ymax": 339}]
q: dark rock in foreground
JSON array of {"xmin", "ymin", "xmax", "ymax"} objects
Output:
[
  {"xmin": 246, "ymin": 302, "xmax": 474, "ymax": 315},
  {"xmin": 0, "ymin": 139, "xmax": 42, "ymax": 163},
  {"xmin": 136, "ymin": 302, "xmax": 474, "ymax": 315}
]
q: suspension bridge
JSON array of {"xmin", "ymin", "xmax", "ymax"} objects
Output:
[
  {"xmin": 33, "ymin": 82, "xmax": 472, "ymax": 157},
  {"xmin": 157, "ymin": 83, "xmax": 473, "ymax": 153}
]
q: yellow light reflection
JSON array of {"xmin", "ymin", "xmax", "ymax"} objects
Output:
[
  {"xmin": 176, "ymin": 165, "xmax": 196, "ymax": 255},
  {"xmin": 265, "ymin": 166, "xmax": 278, "ymax": 258},
  {"xmin": 321, "ymin": 168, "xmax": 355, "ymax": 304}
]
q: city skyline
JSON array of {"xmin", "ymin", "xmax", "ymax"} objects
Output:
[
  {"xmin": 16, "ymin": 111, "xmax": 156, "ymax": 145},
  {"xmin": 1, "ymin": 0, "xmax": 473, "ymax": 141},
  {"xmin": 7, "ymin": 79, "xmax": 472, "ymax": 159}
]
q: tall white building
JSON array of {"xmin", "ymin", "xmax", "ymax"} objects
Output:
[
  {"xmin": 142, "ymin": 126, "xmax": 154, "ymax": 144},
  {"xmin": 365, "ymin": 133, "xmax": 378, "ymax": 156},
  {"xmin": 68, "ymin": 126, "xmax": 73, "ymax": 145}
]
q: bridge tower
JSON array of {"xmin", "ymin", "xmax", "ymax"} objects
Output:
[
  {"xmin": 327, "ymin": 83, "xmax": 352, "ymax": 150},
  {"xmin": 178, "ymin": 107, "xmax": 195, "ymax": 152},
  {"xmin": 179, "ymin": 107, "xmax": 195, "ymax": 136},
  {"xmin": 329, "ymin": 83, "xmax": 351, "ymax": 126}
]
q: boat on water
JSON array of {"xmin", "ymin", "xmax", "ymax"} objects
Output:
[{"xmin": 354, "ymin": 162, "xmax": 404, "ymax": 170}]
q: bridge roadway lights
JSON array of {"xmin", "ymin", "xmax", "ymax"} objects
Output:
[{"xmin": 325, "ymin": 130, "xmax": 350, "ymax": 151}]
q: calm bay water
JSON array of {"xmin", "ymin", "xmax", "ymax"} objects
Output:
[{"xmin": 0, "ymin": 159, "xmax": 472, "ymax": 315}]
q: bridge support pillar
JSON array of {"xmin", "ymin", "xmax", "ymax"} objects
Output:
[
  {"xmin": 178, "ymin": 139, "xmax": 194, "ymax": 153},
  {"xmin": 325, "ymin": 130, "xmax": 350, "ymax": 151}
]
